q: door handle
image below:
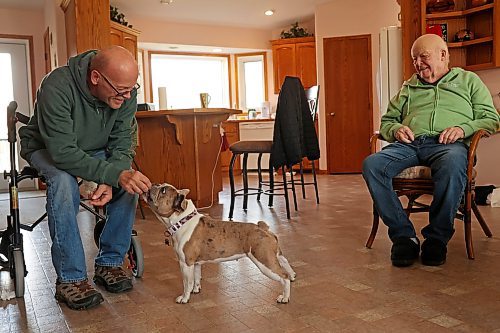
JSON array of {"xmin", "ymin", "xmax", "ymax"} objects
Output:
[{"xmin": 330, "ymin": 113, "xmax": 336, "ymax": 116}]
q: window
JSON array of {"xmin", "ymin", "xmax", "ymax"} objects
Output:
[
  {"xmin": 0, "ymin": 52, "xmax": 14, "ymax": 172},
  {"xmin": 149, "ymin": 52, "xmax": 230, "ymax": 109},
  {"xmin": 235, "ymin": 52, "xmax": 268, "ymax": 111}
]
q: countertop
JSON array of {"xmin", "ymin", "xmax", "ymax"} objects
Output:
[
  {"xmin": 136, "ymin": 108, "xmax": 241, "ymax": 118},
  {"xmin": 225, "ymin": 118, "xmax": 274, "ymax": 123}
]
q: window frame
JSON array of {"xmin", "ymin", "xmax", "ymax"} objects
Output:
[{"xmin": 234, "ymin": 52, "xmax": 268, "ymax": 110}]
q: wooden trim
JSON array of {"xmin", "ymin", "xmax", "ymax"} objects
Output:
[
  {"xmin": 233, "ymin": 51, "xmax": 269, "ymax": 109},
  {"xmin": 448, "ymin": 36, "xmax": 494, "ymax": 48},
  {"xmin": 147, "ymin": 51, "xmax": 232, "ymax": 107},
  {"xmin": 270, "ymin": 36, "xmax": 315, "ymax": 46},
  {"xmin": 110, "ymin": 21, "xmax": 141, "ymax": 37},
  {"xmin": 0, "ymin": 34, "xmax": 36, "ymax": 107}
]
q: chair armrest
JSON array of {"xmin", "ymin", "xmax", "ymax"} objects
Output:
[
  {"xmin": 370, "ymin": 132, "xmax": 384, "ymax": 154},
  {"xmin": 466, "ymin": 129, "xmax": 495, "ymax": 178}
]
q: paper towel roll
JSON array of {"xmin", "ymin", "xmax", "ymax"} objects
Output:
[{"xmin": 158, "ymin": 87, "xmax": 167, "ymax": 110}]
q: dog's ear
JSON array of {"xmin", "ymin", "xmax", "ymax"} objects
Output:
[
  {"xmin": 173, "ymin": 189, "xmax": 190, "ymax": 212},
  {"xmin": 179, "ymin": 189, "xmax": 190, "ymax": 210}
]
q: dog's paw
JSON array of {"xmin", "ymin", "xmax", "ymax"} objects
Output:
[
  {"xmin": 289, "ymin": 273, "xmax": 297, "ymax": 282},
  {"xmin": 276, "ymin": 295, "xmax": 289, "ymax": 304},
  {"xmin": 175, "ymin": 295, "xmax": 189, "ymax": 304},
  {"xmin": 192, "ymin": 285, "xmax": 201, "ymax": 293}
]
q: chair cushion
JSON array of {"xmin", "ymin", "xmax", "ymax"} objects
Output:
[
  {"xmin": 229, "ymin": 140, "xmax": 273, "ymax": 154},
  {"xmin": 395, "ymin": 166, "xmax": 476, "ymax": 179}
]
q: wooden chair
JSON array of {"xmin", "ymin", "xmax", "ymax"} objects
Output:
[{"xmin": 365, "ymin": 130, "xmax": 495, "ymax": 259}]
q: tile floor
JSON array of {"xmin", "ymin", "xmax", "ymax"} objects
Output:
[{"xmin": 1, "ymin": 174, "xmax": 500, "ymax": 332}]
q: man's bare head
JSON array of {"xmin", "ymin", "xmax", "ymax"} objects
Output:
[
  {"xmin": 411, "ymin": 34, "xmax": 449, "ymax": 83},
  {"xmin": 88, "ymin": 46, "xmax": 139, "ymax": 109}
]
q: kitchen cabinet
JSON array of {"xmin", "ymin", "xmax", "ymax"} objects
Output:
[
  {"xmin": 110, "ymin": 21, "xmax": 140, "ymax": 60},
  {"xmin": 401, "ymin": 0, "xmax": 500, "ymax": 76},
  {"xmin": 220, "ymin": 121, "xmax": 240, "ymax": 172},
  {"xmin": 61, "ymin": 0, "xmax": 110, "ymax": 58},
  {"xmin": 271, "ymin": 37, "xmax": 317, "ymax": 94}
]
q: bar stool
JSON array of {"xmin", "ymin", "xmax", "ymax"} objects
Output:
[{"xmin": 228, "ymin": 141, "xmax": 296, "ymax": 220}]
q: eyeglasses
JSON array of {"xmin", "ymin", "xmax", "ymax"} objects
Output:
[{"xmin": 96, "ymin": 70, "xmax": 140, "ymax": 98}]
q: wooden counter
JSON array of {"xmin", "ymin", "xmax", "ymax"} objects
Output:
[{"xmin": 135, "ymin": 108, "xmax": 240, "ymax": 207}]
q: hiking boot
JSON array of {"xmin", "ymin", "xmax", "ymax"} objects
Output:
[
  {"xmin": 391, "ymin": 237, "xmax": 420, "ymax": 267},
  {"xmin": 93, "ymin": 265, "xmax": 133, "ymax": 293},
  {"xmin": 55, "ymin": 279, "xmax": 104, "ymax": 310},
  {"xmin": 421, "ymin": 238, "xmax": 447, "ymax": 266}
]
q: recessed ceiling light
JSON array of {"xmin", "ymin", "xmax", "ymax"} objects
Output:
[
  {"xmin": 160, "ymin": 0, "xmax": 174, "ymax": 4},
  {"xmin": 265, "ymin": 10, "xmax": 274, "ymax": 16}
]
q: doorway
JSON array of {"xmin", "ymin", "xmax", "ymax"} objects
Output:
[
  {"xmin": 323, "ymin": 34, "xmax": 373, "ymax": 173},
  {"xmin": 0, "ymin": 37, "xmax": 35, "ymax": 191}
]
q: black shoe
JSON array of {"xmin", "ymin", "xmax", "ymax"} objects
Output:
[
  {"xmin": 421, "ymin": 238, "xmax": 447, "ymax": 266},
  {"xmin": 391, "ymin": 237, "xmax": 420, "ymax": 267}
]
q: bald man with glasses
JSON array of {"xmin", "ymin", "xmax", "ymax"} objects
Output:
[{"xmin": 20, "ymin": 46, "xmax": 151, "ymax": 310}]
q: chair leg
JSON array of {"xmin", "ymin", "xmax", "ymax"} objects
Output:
[
  {"xmin": 228, "ymin": 153, "xmax": 238, "ymax": 220},
  {"xmin": 311, "ymin": 160, "xmax": 319, "ymax": 204},
  {"xmin": 257, "ymin": 153, "xmax": 263, "ymax": 201},
  {"xmin": 464, "ymin": 191, "xmax": 474, "ymax": 260},
  {"xmin": 366, "ymin": 204, "xmax": 379, "ymax": 248},
  {"xmin": 289, "ymin": 166, "xmax": 298, "ymax": 211},
  {"xmin": 472, "ymin": 200, "xmax": 492, "ymax": 237},
  {"xmin": 299, "ymin": 162, "xmax": 306, "ymax": 199},
  {"xmin": 242, "ymin": 153, "xmax": 249, "ymax": 211},
  {"xmin": 268, "ymin": 162, "xmax": 274, "ymax": 207},
  {"xmin": 281, "ymin": 166, "xmax": 291, "ymax": 219}
]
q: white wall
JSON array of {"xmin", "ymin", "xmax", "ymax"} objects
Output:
[{"xmin": 315, "ymin": 0, "xmax": 400, "ymax": 171}]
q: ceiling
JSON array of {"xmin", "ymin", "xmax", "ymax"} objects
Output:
[{"xmin": 0, "ymin": 0, "xmax": 331, "ymax": 30}]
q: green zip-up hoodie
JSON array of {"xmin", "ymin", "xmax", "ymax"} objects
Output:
[
  {"xmin": 380, "ymin": 67, "xmax": 499, "ymax": 144},
  {"xmin": 19, "ymin": 50, "xmax": 137, "ymax": 187}
]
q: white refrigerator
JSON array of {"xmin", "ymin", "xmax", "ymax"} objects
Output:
[{"xmin": 378, "ymin": 26, "xmax": 403, "ymax": 118}]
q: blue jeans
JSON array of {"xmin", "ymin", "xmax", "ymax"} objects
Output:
[
  {"xmin": 29, "ymin": 149, "xmax": 138, "ymax": 283},
  {"xmin": 362, "ymin": 135, "xmax": 468, "ymax": 245}
]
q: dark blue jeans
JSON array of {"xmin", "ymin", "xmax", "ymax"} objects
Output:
[
  {"xmin": 29, "ymin": 149, "xmax": 138, "ymax": 283},
  {"xmin": 362, "ymin": 135, "xmax": 468, "ymax": 245}
]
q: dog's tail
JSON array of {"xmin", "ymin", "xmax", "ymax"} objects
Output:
[{"xmin": 257, "ymin": 221, "xmax": 269, "ymax": 231}]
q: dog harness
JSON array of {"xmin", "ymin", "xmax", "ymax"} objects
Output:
[{"xmin": 166, "ymin": 210, "xmax": 198, "ymax": 236}]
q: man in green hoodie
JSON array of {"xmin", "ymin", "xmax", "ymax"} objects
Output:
[
  {"xmin": 19, "ymin": 46, "xmax": 152, "ymax": 310},
  {"xmin": 362, "ymin": 34, "xmax": 499, "ymax": 267}
]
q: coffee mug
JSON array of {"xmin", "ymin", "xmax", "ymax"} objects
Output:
[{"xmin": 200, "ymin": 93, "xmax": 211, "ymax": 108}]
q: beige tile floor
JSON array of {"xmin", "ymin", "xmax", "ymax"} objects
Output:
[{"xmin": 1, "ymin": 174, "xmax": 500, "ymax": 332}]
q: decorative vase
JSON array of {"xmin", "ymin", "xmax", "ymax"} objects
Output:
[
  {"xmin": 426, "ymin": 0, "xmax": 455, "ymax": 13},
  {"xmin": 470, "ymin": 0, "xmax": 489, "ymax": 7}
]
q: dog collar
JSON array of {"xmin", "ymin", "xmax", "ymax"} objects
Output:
[{"xmin": 167, "ymin": 210, "xmax": 198, "ymax": 236}]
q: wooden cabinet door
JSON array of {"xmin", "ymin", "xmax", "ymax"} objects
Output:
[
  {"xmin": 121, "ymin": 32, "xmax": 138, "ymax": 57},
  {"xmin": 296, "ymin": 42, "xmax": 317, "ymax": 89},
  {"xmin": 272, "ymin": 43, "xmax": 296, "ymax": 93},
  {"xmin": 109, "ymin": 26, "xmax": 123, "ymax": 46},
  {"xmin": 220, "ymin": 122, "xmax": 240, "ymax": 172}
]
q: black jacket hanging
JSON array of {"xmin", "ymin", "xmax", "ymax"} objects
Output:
[{"xmin": 271, "ymin": 76, "xmax": 320, "ymax": 169}]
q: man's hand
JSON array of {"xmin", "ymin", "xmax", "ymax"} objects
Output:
[
  {"xmin": 439, "ymin": 126, "xmax": 465, "ymax": 144},
  {"xmin": 394, "ymin": 126, "xmax": 415, "ymax": 143},
  {"xmin": 89, "ymin": 184, "xmax": 113, "ymax": 206},
  {"xmin": 118, "ymin": 169, "xmax": 152, "ymax": 195}
]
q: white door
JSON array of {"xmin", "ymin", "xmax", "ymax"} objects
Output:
[{"xmin": 0, "ymin": 39, "xmax": 35, "ymax": 191}]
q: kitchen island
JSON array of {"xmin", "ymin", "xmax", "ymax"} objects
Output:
[{"xmin": 135, "ymin": 108, "xmax": 240, "ymax": 207}]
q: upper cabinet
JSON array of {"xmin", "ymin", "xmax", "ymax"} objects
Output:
[
  {"xmin": 110, "ymin": 21, "xmax": 141, "ymax": 60},
  {"xmin": 61, "ymin": 0, "xmax": 110, "ymax": 58},
  {"xmin": 271, "ymin": 37, "xmax": 317, "ymax": 94},
  {"xmin": 401, "ymin": 0, "xmax": 499, "ymax": 77}
]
